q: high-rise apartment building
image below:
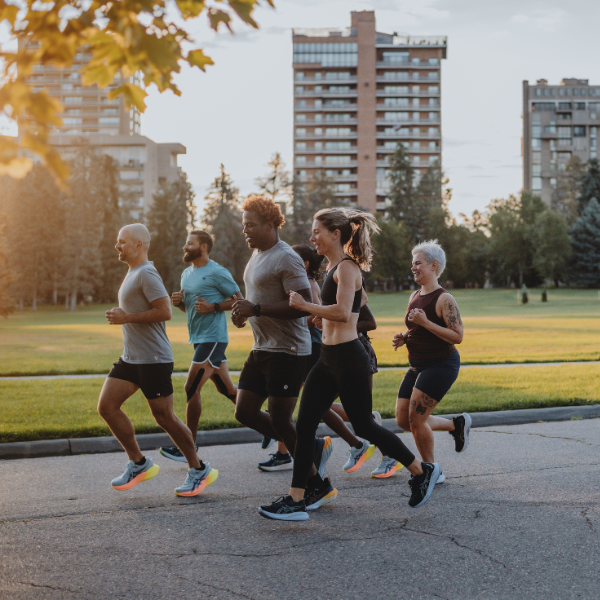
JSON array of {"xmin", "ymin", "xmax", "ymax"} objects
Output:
[
  {"xmin": 292, "ymin": 10, "xmax": 447, "ymax": 212},
  {"xmin": 19, "ymin": 43, "xmax": 185, "ymax": 219},
  {"xmin": 523, "ymin": 78, "xmax": 600, "ymax": 205}
]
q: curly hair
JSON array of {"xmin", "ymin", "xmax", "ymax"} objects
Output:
[{"xmin": 242, "ymin": 195, "xmax": 285, "ymax": 229}]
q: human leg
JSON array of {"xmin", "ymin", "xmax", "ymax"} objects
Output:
[
  {"xmin": 235, "ymin": 389, "xmax": 282, "ymax": 441},
  {"xmin": 211, "ymin": 360, "xmax": 238, "ymax": 403},
  {"xmin": 184, "ymin": 360, "xmax": 215, "ymax": 439}
]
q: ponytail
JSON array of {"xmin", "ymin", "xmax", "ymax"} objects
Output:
[{"xmin": 313, "ymin": 207, "xmax": 380, "ymax": 271}]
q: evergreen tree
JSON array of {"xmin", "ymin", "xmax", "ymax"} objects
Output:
[
  {"xmin": 255, "ymin": 152, "xmax": 292, "ymax": 206},
  {"xmin": 569, "ymin": 197, "xmax": 600, "ymax": 287},
  {"xmin": 576, "ymin": 157, "xmax": 600, "ymax": 215},
  {"xmin": 386, "ymin": 143, "xmax": 413, "ymax": 225},
  {"xmin": 147, "ymin": 172, "xmax": 196, "ymax": 294},
  {"xmin": 202, "ymin": 165, "xmax": 250, "ymax": 287},
  {"xmin": 532, "ymin": 210, "xmax": 572, "ymax": 286},
  {"xmin": 370, "ymin": 220, "xmax": 412, "ymax": 290},
  {"xmin": 551, "ymin": 155, "xmax": 583, "ymax": 226}
]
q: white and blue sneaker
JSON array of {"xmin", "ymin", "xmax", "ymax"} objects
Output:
[
  {"xmin": 174, "ymin": 462, "xmax": 219, "ymax": 497},
  {"xmin": 111, "ymin": 457, "xmax": 159, "ymax": 491},
  {"xmin": 371, "ymin": 456, "xmax": 403, "ymax": 479},
  {"xmin": 259, "ymin": 496, "xmax": 309, "ymax": 521},
  {"xmin": 314, "ymin": 436, "xmax": 333, "ymax": 478},
  {"xmin": 343, "ymin": 440, "xmax": 376, "ymax": 473},
  {"xmin": 258, "ymin": 452, "xmax": 293, "ymax": 471},
  {"xmin": 159, "ymin": 446, "xmax": 188, "ymax": 463}
]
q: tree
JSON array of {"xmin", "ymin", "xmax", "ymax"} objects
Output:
[
  {"xmin": 551, "ymin": 155, "xmax": 584, "ymax": 226},
  {"xmin": 0, "ymin": 220, "xmax": 15, "ymax": 317},
  {"xmin": 0, "ymin": 0, "xmax": 275, "ymax": 182},
  {"xmin": 201, "ymin": 165, "xmax": 250, "ymax": 286},
  {"xmin": 576, "ymin": 158, "xmax": 600, "ymax": 215},
  {"xmin": 406, "ymin": 160, "xmax": 444, "ymax": 242},
  {"xmin": 255, "ymin": 152, "xmax": 291, "ymax": 204},
  {"xmin": 370, "ymin": 220, "xmax": 412, "ymax": 291},
  {"xmin": 568, "ymin": 198, "xmax": 600, "ymax": 288},
  {"xmin": 386, "ymin": 144, "xmax": 413, "ymax": 225},
  {"xmin": 147, "ymin": 172, "xmax": 196, "ymax": 294},
  {"xmin": 532, "ymin": 211, "xmax": 572, "ymax": 287}
]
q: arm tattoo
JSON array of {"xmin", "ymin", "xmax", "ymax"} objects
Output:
[{"xmin": 444, "ymin": 299, "xmax": 463, "ymax": 331}]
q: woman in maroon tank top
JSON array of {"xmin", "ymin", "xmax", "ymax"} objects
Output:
[{"xmin": 392, "ymin": 240, "xmax": 472, "ymax": 476}]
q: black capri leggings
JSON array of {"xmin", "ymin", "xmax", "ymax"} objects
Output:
[{"xmin": 291, "ymin": 339, "xmax": 416, "ymax": 489}]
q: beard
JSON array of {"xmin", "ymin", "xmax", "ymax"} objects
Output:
[{"xmin": 183, "ymin": 248, "xmax": 203, "ymax": 263}]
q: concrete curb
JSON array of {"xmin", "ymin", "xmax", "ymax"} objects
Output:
[{"xmin": 1, "ymin": 404, "xmax": 599, "ymax": 461}]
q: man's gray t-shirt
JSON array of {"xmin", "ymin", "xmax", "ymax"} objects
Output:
[
  {"xmin": 244, "ymin": 240, "xmax": 311, "ymax": 356},
  {"xmin": 118, "ymin": 261, "xmax": 174, "ymax": 364}
]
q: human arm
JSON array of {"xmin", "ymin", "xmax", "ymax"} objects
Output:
[
  {"xmin": 307, "ymin": 279, "xmax": 322, "ymax": 328},
  {"xmin": 407, "ymin": 293, "xmax": 463, "ymax": 345},
  {"xmin": 392, "ymin": 329, "xmax": 410, "ymax": 350},
  {"xmin": 106, "ymin": 296, "xmax": 172, "ymax": 324},
  {"xmin": 232, "ymin": 287, "xmax": 312, "ymax": 320},
  {"xmin": 194, "ymin": 291, "xmax": 244, "ymax": 314},
  {"xmin": 289, "ymin": 260, "xmax": 359, "ymax": 324},
  {"xmin": 357, "ymin": 304, "xmax": 376, "ymax": 335},
  {"xmin": 171, "ymin": 289, "xmax": 186, "ymax": 313}
]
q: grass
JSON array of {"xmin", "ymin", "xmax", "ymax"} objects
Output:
[
  {"xmin": 2, "ymin": 363, "xmax": 599, "ymax": 443},
  {"xmin": 1, "ymin": 288, "xmax": 599, "ymax": 376}
]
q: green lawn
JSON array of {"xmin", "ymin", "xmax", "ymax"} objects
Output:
[
  {"xmin": 1, "ymin": 364, "xmax": 599, "ymax": 443},
  {"xmin": 0, "ymin": 289, "xmax": 599, "ymax": 376}
]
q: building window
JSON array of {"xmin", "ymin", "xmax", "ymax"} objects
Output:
[
  {"xmin": 383, "ymin": 141, "xmax": 398, "ymax": 149},
  {"xmin": 428, "ymin": 86, "xmax": 439, "ymax": 94},
  {"xmin": 99, "ymin": 117, "xmax": 119, "ymax": 125},
  {"xmin": 574, "ymin": 102, "xmax": 586, "ymax": 110},
  {"xmin": 532, "ymin": 177, "xmax": 542, "ymax": 191},
  {"xmin": 325, "ymin": 155, "xmax": 351, "ymax": 164},
  {"xmin": 573, "ymin": 126, "xmax": 586, "ymax": 137},
  {"xmin": 384, "ymin": 86, "xmax": 409, "ymax": 94},
  {"xmin": 428, "ymin": 141, "xmax": 437, "ymax": 149},
  {"xmin": 532, "ymin": 125, "xmax": 542, "ymax": 137},
  {"xmin": 296, "ymin": 156, "xmax": 306, "ymax": 164},
  {"xmin": 295, "ymin": 86, "xmax": 304, "ymax": 94},
  {"xmin": 63, "ymin": 117, "xmax": 82, "ymax": 125},
  {"xmin": 296, "ymin": 72, "xmax": 304, "ymax": 80},
  {"xmin": 383, "ymin": 71, "xmax": 409, "ymax": 81},
  {"xmin": 384, "ymin": 98, "xmax": 409, "ymax": 107},
  {"xmin": 428, "ymin": 127, "xmax": 439, "ymax": 136},
  {"xmin": 544, "ymin": 125, "xmax": 557, "ymax": 134},
  {"xmin": 297, "ymin": 170, "xmax": 306, "ymax": 176},
  {"xmin": 315, "ymin": 128, "xmax": 322, "ymax": 135},
  {"xmin": 384, "ymin": 112, "xmax": 409, "ymax": 121},
  {"xmin": 314, "ymin": 141, "xmax": 322, "ymax": 150},
  {"xmin": 532, "ymin": 164, "xmax": 541, "ymax": 176},
  {"xmin": 382, "ymin": 51, "xmax": 409, "ymax": 64},
  {"xmin": 427, "ymin": 72, "xmax": 439, "ymax": 80},
  {"xmin": 295, "ymin": 128, "xmax": 306, "ymax": 136},
  {"xmin": 531, "ymin": 138, "xmax": 542, "ymax": 149},
  {"xmin": 325, "ymin": 141, "xmax": 351, "ymax": 150},
  {"xmin": 558, "ymin": 126, "xmax": 571, "ymax": 138},
  {"xmin": 428, "ymin": 58, "xmax": 439, "ymax": 66},
  {"xmin": 315, "ymin": 156, "xmax": 322, "ymax": 164},
  {"xmin": 428, "ymin": 112, "xmax": 437, "ymax": 120},
  {"xmin": 296, "ymin": 114, "xmax": 306, "ymax": 122},
  {"xmin": 532, "ymin": 151, "xmax": 541, "ymax": 163},
  {"xmin": 573, "ymin": 88, "xmax": 579, "ymax": 96},
  {"xmin": 295, "ymin": 142, "xmax": 306, "ymax": 150}
]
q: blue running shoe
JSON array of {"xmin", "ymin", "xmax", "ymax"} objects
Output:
[
  {"xmin": 408, "ymin": 462, "xmax": 440, "ymax": 508},
  {"xmin": 305, "ymin": 478, "xmax": 338, "ymax": 511},
  {"xmin": 261, "ymin": 436, "xmax": 275, "ymax": 450},
  {"xmin": 159, "ymin": 446, "xmax": 188, "ymax": 463},
  {"xmin": 111, "ymin": 457, "xmax": 159, "ymax": 491},
  {"xmin": 175, "ymin": 462, "xmax": 219, "ymax": 497},
  {"xmin": 259, "ymin": 496, "xmax": 308, "ymax": 521},
  {"xmin": 258, "ymin": 452, "xmax": 293, "ymax": 472},
  {"xmin": 314, "ymin": 436, "xmax": 333, "ymax": 479}
]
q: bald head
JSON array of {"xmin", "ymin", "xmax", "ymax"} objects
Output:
[{"xmin": 116, "ymin": 223, "xmax": 151, "ymax": 267}]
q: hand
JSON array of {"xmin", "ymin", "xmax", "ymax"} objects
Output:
[
  {"xmin": 289, "ymin": 290, "xmax": 307, "ymax": 311},
  {"xmin": 392, "ymin": 332, "xmax": 405, "ymax": 350},
  {"xmin": 312, "ymin": 316, "xmax": 323, "ymax": 329},
  {"xmin": 172, "ymin": 288, "xmax": 184, "ymax": 306},
  {"xmin": 407, "ymin": 308, "xmax": 428, "ymax": 327},
  {"xmin": 232, "ymin": 298, "xmax": 256, "ymax": 319},
  {"xmin": 194, "ymin": 297, "xmax": 214, "ymax": 314},
  {"xmin": 106, "ymin": 307, "xmax": 129, "ymax": 325},
  {"xmin": 231, "ymin": 312, "xmax": 247, "ymax": 328}
]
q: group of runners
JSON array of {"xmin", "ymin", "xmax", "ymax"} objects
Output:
[{"xmin": 99, "ymin": 195, "xmax": 471, "ymax": 521}]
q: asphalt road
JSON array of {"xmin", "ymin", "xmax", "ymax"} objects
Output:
[{"xmin": 1, "ymin": 419, "xmax": 599, "ymax": 600}]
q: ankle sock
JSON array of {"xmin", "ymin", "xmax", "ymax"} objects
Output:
[{"xmin": 135, "ymin": 457, "xmax": 146, "ymax": 466}]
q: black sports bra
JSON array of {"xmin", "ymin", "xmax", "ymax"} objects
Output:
[{"xmin": 321, "ymin": 257, "xmax": 362, "ymax": 313}]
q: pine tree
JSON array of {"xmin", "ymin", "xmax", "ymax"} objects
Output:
[
  {"xmin": 386, "ymin": 144, "xmax": 413, "ymax": 225},
  {"xmin": 576, "ymin": 157, "xmax": 600, "ymax": 215},
  {"xmin": 407, "ymin": 160, "xmax": 444, "ymax": 242},
  {"xmin": 202, "ymin": 165, "xmax": 250, "ymax": 286},
  {"xmin": 532, "ymin": 210, "xmax": 572, "ymax": 286},
  {"xmin": 255, "ymin": 152, "xmax": 292, "ymax": 206},
  {"xmin": 569, "ymin": 197, "xmax": 600, "ymax": 287},
  {"xmin": 147, "ymin": 172, "xmax": 196, "ymax": 294}
]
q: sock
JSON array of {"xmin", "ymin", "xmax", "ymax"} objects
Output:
[
  {"xmin": 197, "ymin": 460, "xmax": 206, "ymax": 471},
  {"xmin": 307, "ymin": 473, "xmax": 324, "ymax": 489},
  {"xmin": 135, "ymin": 457, "xmax": 146, "ymax": 466},
  {"xmin": 276, "ymin": 451, "xmax": 290, "ymax": 459}
]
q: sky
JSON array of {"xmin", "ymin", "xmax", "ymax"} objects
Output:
[{"xmin": 3, "ymin": 0, "xmax": 600, "ymax": 219}]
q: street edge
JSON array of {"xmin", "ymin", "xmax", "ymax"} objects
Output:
[{"xmin": 1, "ymin": 404, "xmax": 599, "ymax": 461}]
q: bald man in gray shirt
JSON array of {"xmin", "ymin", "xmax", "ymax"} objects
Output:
[{"xmin": 98, "ymin": 224, "xmax": 219, "ymax": 497}]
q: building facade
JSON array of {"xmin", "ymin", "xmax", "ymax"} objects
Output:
[
  {"xmin": 523, "ymin": 78, "xmax": 600, "ymax": 205},
  {"xmin": 20, "ymin": 42, "xmax": 185, "ymax": 219},
  {"xmin": 292, "ymin": 10, "xmax": 447, "ymax": 212}
]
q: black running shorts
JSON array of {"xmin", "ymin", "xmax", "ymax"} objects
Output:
[
  {"xmin": 238, "ymin": 350, "xmax": 307, "ymax": 398},
  {"xmin": 108, "ymin": 358, "xmax": 174, "ymax": 400},
  {"xmin": 397, "ymin": 351, "xmax": 460, "ymax": 403}
]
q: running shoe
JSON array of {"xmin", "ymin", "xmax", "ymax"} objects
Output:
[
  {"xmin": 408, "ymin": 462, "xmax": 440, "ymax": 508},
  {"xmin": 261, "ymin": 436, "xmax": 275, "ymax": 450},
  {"xmin": 450, "ymin": 413, "xmax": 472, "ymax": 453},
  {"xmin": 305, "ymin": 478, "xmax": 338, "ymax": 511},
  {"xmin": 174, "ymin": 462, "xmax": 219, "ymax": 497},
  {"xmin": 437, "ymin": 470, "xmax": 446, "ymax": 484},
  {"xmin": 159, "ymin": 446, "xmax": 187, "ymax": 463},
  {"xmin": 314, "ymin": 436, "xmax": 333, "ymax": 479},
  {"xmin": 343, "ymin": 440, "xmax": 376, "ymax": 473},
  {"xmin": 258, "ymin": 452, "xmax": 293, "ymax": 472},
  {"xmin": 258, "ymin": 496, "xmax": 309, "ymax": 521},
  {"xmin": 111, "ymin": 457, "xmax": 159, "ymax": 491},
  {"xmin": 371, "ymin": 456, "xmax": 403, "ymax": 478},
  {"xmin": 372, "ymin": 410, "xmax": 382, "ymax": 426}
]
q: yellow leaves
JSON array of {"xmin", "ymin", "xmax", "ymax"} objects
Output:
[
  {"xmin": 0, "ymin": 4, "xmax": 20, "ymax": 26},
  {"xmin": 175, "ymin": 0, "xmax": 206, "ymax": 19},
  {"xmin": 208, "ymin": 8, "xmax": 232, "ymax": 32},
  {"xmin": 110, "ymin": 83, "xmax": 147, "ymax": 112},
  {"xmin": 186, "ymin": 48, "xmax": 214, "ymax": 71},
  {"xmin": 0, "ymin": 158, "xmax": 33, "ymax": 179},
  {"xmin": 228, "ymin": 0, "xmax": 260, "ymax": 29}
]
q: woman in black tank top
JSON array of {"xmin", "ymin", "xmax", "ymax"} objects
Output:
[
  {"xmin": 392, "ymin": 240, "xmax": 470, "ymax": 476},
  {"xmin": 258, "ymin": 209, "xmax": 442, "ymax": 522}
]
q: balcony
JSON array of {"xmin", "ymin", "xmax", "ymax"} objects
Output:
[
  {"xmin": 334, "ymin": 189, "xmax": 358, "ymax": 196},
  {"xmin": 294, "ymin": 160, "xmax": 358, "ymax": 168},
  {"xmin": 376, "ymin": 132, "xmax": 441, "ymax": 139},
  {"xmin": 295, "ymin": 174, "xmax": 358, "ymax": 183},
  {"xmin": 296, "ymin": 104, "xmax": 357, "ymax": 111},
  {"xmin": 296, "ymin": 147, "xmax": 357, "ymax": 154},
  {"xmin": 294, "ymin": 133, "xmax": 358, "ymax": 139},
  {"xmin": 377, "ymin": 159, "xmax": 435, "ymax": 168},
  {"xmin": 377, "ymin": 145, "xmax": 440, "ymax": 153},
  {"xmin": 376, "ymin": 90, "xmax": 440, "ymax": 98},
  {"xmin": 294, "ymin": 90, "xmax": 357, "ymax": 98},
  {"xmin": 376, "ymin": 75, "xmax": 439, "ymax": 83},
  {"xmin": 376, "ymin": 61, "xmax": 440, "ymax": 69},
  {"xmin": 295, "ymin": 118, "xmax": 358, "ymax": 125},
  {"xmin": 376, "ymin": 118, "xmax": 440, "ymax": 126},
  {"xmin": 294, "ymin": 76, "xmax": 357, "ymax": 84}
]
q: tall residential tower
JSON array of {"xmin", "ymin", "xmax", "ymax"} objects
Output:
[
  {"xmin": 292, "ymin": 10, "xmax": 447, "ymax": 212},
  {"xmin": 523, "ymin": 78, "xmax": 600, "ymax": 205}
]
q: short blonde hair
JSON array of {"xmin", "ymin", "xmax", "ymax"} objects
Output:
[{"xmin": 412, "ymin": 239, "xmax": 446, "ymax": 277}]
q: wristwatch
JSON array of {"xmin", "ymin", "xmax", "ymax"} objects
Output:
[
  {"xmin": 253, "ymin": 304, "xmax": 262, "ymax": 317},
  {"xmin": 213, "ymin": 303, "xmax": 221, "ymax": 312}
]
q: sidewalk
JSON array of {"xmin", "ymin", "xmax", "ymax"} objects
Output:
[{"xmin": 1, "ymin": 419, "xmax": 598, "ymax": 599}]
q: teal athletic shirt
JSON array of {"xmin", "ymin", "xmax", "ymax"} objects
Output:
[{"xmin": 180, "ymin": 260, "xmax": 240, "ymax": 344}]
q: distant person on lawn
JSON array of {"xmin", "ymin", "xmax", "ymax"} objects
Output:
[
  {"xmin": 98, "ymin": 223, "xmax": 218, "ymax": 497},
  {"xmin": 159, "ymin": 230, "xmax": 242, "ymax": 462}
]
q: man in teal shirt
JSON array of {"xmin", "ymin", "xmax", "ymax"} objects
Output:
[{"xmin": 159, "ymin": 230, "xmax": 242, "ymax": 462}]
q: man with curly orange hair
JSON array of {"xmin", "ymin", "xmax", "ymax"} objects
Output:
[{"xmin": 232, "ymin": 195, "xmax": 334, "ymax": 489}]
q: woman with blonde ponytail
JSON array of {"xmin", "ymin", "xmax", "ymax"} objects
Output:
[{"xmin": 258, "ymin": 208, "xmax": 441, "ymax": 522}]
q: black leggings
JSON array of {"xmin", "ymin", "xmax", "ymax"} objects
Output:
[{"xmin": 291, "ymin": 339, "xmax": 416, "ymax": 489}]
